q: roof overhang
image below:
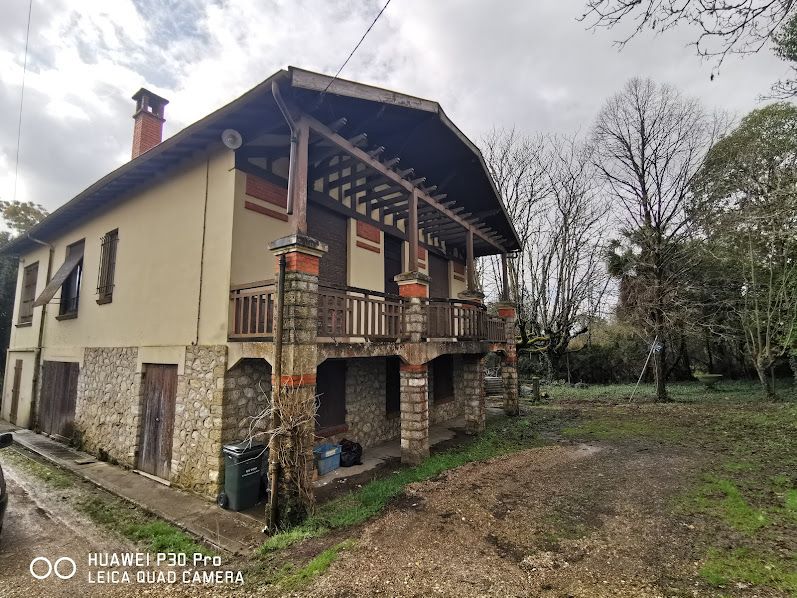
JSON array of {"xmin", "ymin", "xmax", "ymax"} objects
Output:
[{"xmin": 1, "ymin": 67, "xmax": 521, "ymax": 257}]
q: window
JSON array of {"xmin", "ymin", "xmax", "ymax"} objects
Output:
[
  {"xmin": 385, "ymin": 357, "xmax": 400, "ymax": 415},
  {"xmin": 59, "ymin": 240, "xmax": 84, "ymax": 318},
  {"xmin": 18, "ymin": 262, "xmax": 38, "ymax": 324},
  {"xmin": 315, "ymin": 360, "xmax": 347, "ymax": 435},
  {"xmin": 96, "ymin": 229, "xmax": 118, "ymax": 304},
  {"xmin": 432, "ymin": 355, "xmax": 454, "ymax": 404}
]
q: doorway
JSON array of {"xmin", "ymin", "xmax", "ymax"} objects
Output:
[{"xmin": 137, "ymin": 364, "xmax": 178, "ymax": 480}]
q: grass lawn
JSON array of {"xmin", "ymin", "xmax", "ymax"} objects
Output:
[
  {"xmin": 554, "ymin": 379, "xmax": 797, "ymax": 596},
  {"xmin": 539, "ymin": 377, "xmax": 797, "ymax": 404}
]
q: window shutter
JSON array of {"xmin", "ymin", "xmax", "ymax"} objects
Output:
[{"xmin": 96, "ymin": 230, "xmax": 118, "ymax": 303}]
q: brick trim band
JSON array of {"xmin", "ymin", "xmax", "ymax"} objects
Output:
[
  {"xmin": 272, "ymin": 374, "xmax": 317, "ymax": 387},
  {"xmin": 245, "ymin": 201, "xmax": 289, "ymax": 221},
  {"xmin": 356, "ymin": 240, "xmax": 381, "ymax": 254}
]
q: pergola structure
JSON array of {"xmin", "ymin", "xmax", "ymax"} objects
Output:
[{"xmin": 235, "ymin": 68, "xmax": 519, "ymax": 303}]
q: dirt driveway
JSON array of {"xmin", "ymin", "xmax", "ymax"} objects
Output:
[{"xmin": 301, "ymin": 439, "xmax": 704, "ymax": 597}]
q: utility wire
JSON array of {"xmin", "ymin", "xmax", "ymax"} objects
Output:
[
  {"xmin": 321, "ymin": 0, "xmax": 393, "ymax": 97},
  {"xmin": 13, "ymin": 0, "xmax": 33, "ymax": 203}
]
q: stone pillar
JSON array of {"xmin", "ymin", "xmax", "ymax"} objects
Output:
[
  {"xmin": 268, "ymin": 233, "xmax": 327, "ymax": 526},
  {"xmin": 395, "ymin": 271, "xmax": 429, "ymax": 342},
  {"xmin": 462, "ymin": 354, "xmax": 486, "ymax": 434},
  {"xmin": 497, "ymin": 302, "xmax": 519, "ymax": 416},
  {"xmin": 399, "ymin": 362, "xmax": 429, "ymax": 465}
]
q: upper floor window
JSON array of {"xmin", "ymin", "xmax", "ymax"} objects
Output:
[
  {"xmin": 96, "ymin": 229, "xmax": 118, "ymax": 304},
  {"xmin": 18, "ymin": 262, "xmax": 38, "ymax": 325},
  {"xmin": 59, "ymin": 240, "xmax": 84, "ymax": 318}
]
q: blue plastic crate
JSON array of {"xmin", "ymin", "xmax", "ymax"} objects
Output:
[{"xmin": 313, "ymin": 443, "xmax": 341, "ymax": 476}]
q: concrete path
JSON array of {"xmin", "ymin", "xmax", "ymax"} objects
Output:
[{"xmin": 0, "ymin": 422, "xmax": 264, "ymax": 555}]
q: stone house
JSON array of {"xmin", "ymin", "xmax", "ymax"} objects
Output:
[{"xmin": 0, "ymin": 67, "xmax": 520, "ymax": 500}]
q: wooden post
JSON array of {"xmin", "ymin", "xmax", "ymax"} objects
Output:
[
  {"xmin": 466, "ymin": 229, "xmax": 475, "ymax": 291},
  {"xmin": 501, "ymin": 253, "xmax": 510, "ymax": 301},
  {"xmin": 292, "ymin": 119, "xmax": 310, "ymax": 234},
  {"xmin": 408, "ymin": 188, "xmax": 419, "ymax": 272}
]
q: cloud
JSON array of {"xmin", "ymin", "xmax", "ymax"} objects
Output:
[{"xmin": 0, "ymin": 0, "xmax": 791, "ymax": 211}]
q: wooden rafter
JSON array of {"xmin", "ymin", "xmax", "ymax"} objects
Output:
[{"xmin": 299, "ymin": 111, "xmax": 506, "ymax": 252}]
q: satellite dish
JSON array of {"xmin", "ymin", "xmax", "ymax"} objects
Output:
[{"xmin": 221, "ymin": 129, "xmax": 243, "ymax": 150}]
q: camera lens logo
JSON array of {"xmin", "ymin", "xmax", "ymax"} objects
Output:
[{"xmin": 29, "ymin": 556, "xmax": 77, "ymax": 580}]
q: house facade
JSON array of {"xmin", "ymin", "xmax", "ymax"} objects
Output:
[{"xmin": 0, "ymin": 67, "xmax": 520, "ymax": 500}]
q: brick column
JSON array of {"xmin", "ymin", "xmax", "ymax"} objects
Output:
[
  {"xmin": 399, "ymin": 362, "xmax": 429, "ymax": 465},
  {"xmin": 462, "ymin": 354, "xmax": 486, "ymax": 434},
  {"xmin": 497, "ymin": 302, "xmax": 519, "ymax": 416},
  {"xmin": 396, "ymin": 271, "xmax": 429, "ymax": 342},
  {"xmin": 268, "ymin": 233, "xmax": 327, "ymax": 526}
]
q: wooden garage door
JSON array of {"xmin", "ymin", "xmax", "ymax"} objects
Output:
[
  {"xmin": 384, "ymin": 235, "xmax": 403, "ymax": 296},
  {"xmin": 9, "ymin": 359, "xmax": 23, "ymax": 425},
  {"xmin": 308, "ymin": 205, "xmax": 348, "ymax": 287},
  {"xmin": 137, "ymin": 364, "xmax": 178, "ymax": 480},
  {"xmin": 428, "ymin": 252, "xmax": 450, "ymax": 299},
  {"xmin": 39, "ymin": 361, "xmax": 79, "ymax": 440},
  {"xmin": 316, "ymin": 359, "xmax": 346, "ymax": 435}
]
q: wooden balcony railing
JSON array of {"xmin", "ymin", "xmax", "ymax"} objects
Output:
[
  {"xmin": 230, "ymin": 282, "xmax": 509, "ymax": 344},
  {"xmin": 229, "ymin": 282, "xmax": 275, "ymax": 339},
  {"xmin": 425, "ymin": 299, "xmax": 486, "ymax": 340},
  {"xmin": 485, "ymin": 314, "xmax": 506, "ymax": 343},
  {"xmin": 317, "ymin": 285, "xmax": 402, "ymax": 340}
]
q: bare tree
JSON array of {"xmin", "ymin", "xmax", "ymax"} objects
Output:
[
  {"xmin": 524, "ymin": 136, "xmax": 610, "ymax": 378},
  {"xmin": 581, "ymin": 0, "xmax": 796, "ymax": 65},
  {"xmin": 480, "ymin": 128, "xmax": 548, "ymax": 336},
  {"xmin": 592, "ymin": 78, "xmax": 724, "ymax": 401},
  {"xmin": 482, "ymin": 130, "xmax": 610, "ymax": 378}
]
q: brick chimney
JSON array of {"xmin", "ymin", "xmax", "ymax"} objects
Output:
[{"xmin": 131, "ymin": 88, "xmax": 169, "ymax": 159}]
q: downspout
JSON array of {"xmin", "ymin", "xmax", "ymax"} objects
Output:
[
  {"xmin": 26, "ymin": 233, "xmax": 54, "ymax": 431},
  {"xmin": 267, "ymin": 253, "xmax": 286, "ymax": 531},
  {"xmin": 266, "ymin": 79, "xmax": 298, "ymax": 530},
  {"xmin": 271, "ymin": 81, "xmax": 298, "ymax": 216}
]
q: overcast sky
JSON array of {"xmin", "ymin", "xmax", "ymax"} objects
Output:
[{"xmin": 0, "ymin": 0, "xmax": 791, "ymax": 213}]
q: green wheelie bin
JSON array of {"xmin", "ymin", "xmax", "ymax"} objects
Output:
[{"xmin": 217, "ymin": 441, "xmax": 266, "ymax": 511}]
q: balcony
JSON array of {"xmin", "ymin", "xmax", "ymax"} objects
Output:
[{"xmin": 229, "ymin": 283, "xmax": 507, "ymax": 344}]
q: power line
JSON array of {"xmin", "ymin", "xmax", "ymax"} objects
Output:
[
  {"xmin": 321, "ymin": 0, "xmax": 393, "ymax": 97},
  {"xmin": 13, "ymin": 0, "xmax": 33, "ymax": 203}
]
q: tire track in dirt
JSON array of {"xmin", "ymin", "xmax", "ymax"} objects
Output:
[{"xmin": 299, "ymin": 440, "xmax": 704, "ymax": 598}]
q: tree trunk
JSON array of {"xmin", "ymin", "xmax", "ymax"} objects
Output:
[
  {"xmin": 654, "ymin": 337, "xmax": 668, "ymax": 402},
  {"xmin": 755, "ymin": 362, "xmax": 777, "ymax": 401}
]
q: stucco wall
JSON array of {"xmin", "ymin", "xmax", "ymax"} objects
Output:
[
  {"xmin": 7, "ymin": 150, "xmax": 236, "ymax": 353},
  {"xmin": 229, "ymin": 170, "xmax": 292, "ymax": 286},
  {"xmin": 0, "ymin": 350, "xmax": 36, "ymax": 427}
]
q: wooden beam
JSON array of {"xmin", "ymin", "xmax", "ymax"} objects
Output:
[
  {"xmin": 501, "ymin": 253, "xmax": 510, "ymax": 301},
  {"xmin": 408, "ymin": 188, "xmax": 419, "ymax": 272},
  {"xmin": 359, "ymin": 184, "xmax": 405, "ymax": 204},
  {"xmin": 466, "ymin": 229, "xmax": 475, "ymax": 291},
  {"xmin": 311, "ymin": 155, "xmax": 353, "ymax": 180},
  {"xmin": 383, "ymin": 201, "xmax": 410, "ymax": 215},
  {"xmin": 292, "ymin": 119, "xmax": 310, "ymax": 234},
  {"xmin": 325, "ymin": 167, "xmax": 371, "ymax": 191},
  {"xmin": 302, "ymin": 112, "xmax": 505, "ymax": 251}
]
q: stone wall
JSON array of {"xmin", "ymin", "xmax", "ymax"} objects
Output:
[
  {"xmin": 74, "ymin": 347, "xmax": 140, "ymax": 467},
  {"xmin": 429, "ymin": 355, "xmax": 466, "ymax": 424},
  {"xmin": 222, "ymin": 358, "xmax": 272, "ymax": 445},
  {"xmin": 171, "ymin": 345, "xmax": 227, "ymax": 497},
  {"xmin": 339, "ymin": 358, "xmax": 399, "ymax": 448}
]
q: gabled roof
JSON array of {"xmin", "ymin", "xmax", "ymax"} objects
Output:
[{"xmin": 2, "ymin": 67, "xmax": 521, "ymax": 257}]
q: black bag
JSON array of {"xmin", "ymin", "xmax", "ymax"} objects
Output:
[{"xmin": 339, "ymin": 438, "xmax": 363, "ymax": 467}]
